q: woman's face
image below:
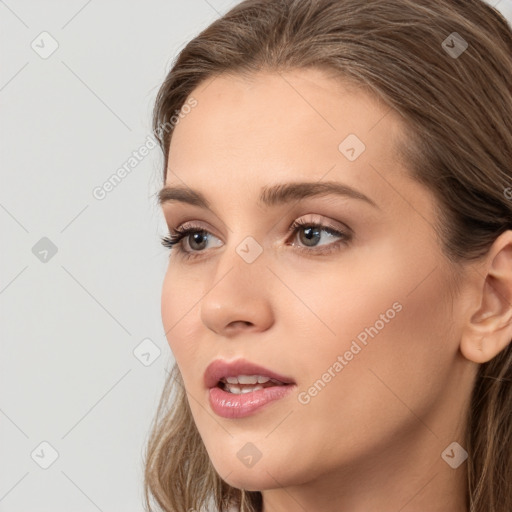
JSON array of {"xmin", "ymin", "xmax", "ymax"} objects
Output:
[{"xmin": 159, "ymin": 68, "xmax": 475, "ymax": 494}]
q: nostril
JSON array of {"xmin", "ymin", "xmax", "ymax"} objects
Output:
[{"xmin": 228, "ymin": 320, "xmax": 253, "ymax": 329}]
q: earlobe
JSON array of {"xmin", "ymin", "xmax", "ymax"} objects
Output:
[
  {"xmin": 460, "ymin": 333, "xmax": 502, "ymax": 364},
  {"xmin": 460, "ymin": 231, "xmax": 512, "ymax": 364}
]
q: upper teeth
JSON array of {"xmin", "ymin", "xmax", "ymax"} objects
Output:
[{"xmin": 225, "ymin": 375, "xmax": 273, "ymax": 385}]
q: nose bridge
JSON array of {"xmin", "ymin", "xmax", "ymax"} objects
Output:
[{"xmin": 214, "ymin": 230, "xmax": 268, "ymax": 296}]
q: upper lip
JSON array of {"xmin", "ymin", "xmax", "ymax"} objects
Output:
[{"xmin": 204, "ymin": 358, "xmax": 296, "ymax": 389}]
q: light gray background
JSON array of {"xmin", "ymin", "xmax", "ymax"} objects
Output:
[
  {"xmin": 0, "ymin": 1, "xmax": 240, "ymax": 511},
  {"xmin": 1, "ymin": 0, "xmax": 511, "ymax": 511}
]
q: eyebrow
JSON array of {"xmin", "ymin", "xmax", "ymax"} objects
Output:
[{"xmin": 158, "ymin": 180, "xmax": 379, "ymax": 210}]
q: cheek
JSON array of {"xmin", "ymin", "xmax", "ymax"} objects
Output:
[
  {"xmin": 287, "ymin": 244, "xmax": 454, "ymax": 425},
  {"xmin": 160, "ymin": 266, "xmax": 203, "ymax": 363},
  {"xmin": 297, "ymin": 260, "xmax": 455, "ymax": 446}
]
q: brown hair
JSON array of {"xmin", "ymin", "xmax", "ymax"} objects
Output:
[{"xmin": 144, "ymin": 1, "xmax": 512, "ymax": 511}]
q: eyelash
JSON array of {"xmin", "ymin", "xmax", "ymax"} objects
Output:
[{"xmin": 160, "ymin": 218, "xmax": 352, "ymax": 261}]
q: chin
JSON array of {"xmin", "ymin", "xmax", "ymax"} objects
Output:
[
  {"xmin": 220, "ymin": 469, "xmax": 280, "ymax": 492},
  {"xmin": 209, "ymin": 450, "xmax": 306, "ymax": 492}
]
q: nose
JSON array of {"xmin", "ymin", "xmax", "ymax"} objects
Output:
[{"xmin": 200, "ymin": 243, "xmax": 275, "ymax": 337}]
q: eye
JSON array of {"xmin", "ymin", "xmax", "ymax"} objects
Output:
[
  {"xmin": 285, "ymin": 217, "xmax": 352, "ymax": 256},
  {"xmin": 160, "ymin": 217, "xmax": 352, "ymax": 260},
  {"xmin": 160, "ymin": 222, "xmax": 221, "ymax": 260}
]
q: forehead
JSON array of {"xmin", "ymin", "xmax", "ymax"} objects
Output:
[
  {"xmin": 164, "ymin": 68, "xmax": 417, "ymax": 213},
  {"xmin": 170, "ymin": 68, "xmax": 400, "ymax": 153}
]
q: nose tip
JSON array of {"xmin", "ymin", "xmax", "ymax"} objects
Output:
[{"xmin": 202, "ymin": 299, "xmax": 273, "ymax": 337}]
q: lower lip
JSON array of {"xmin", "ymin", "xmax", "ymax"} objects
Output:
[{"xmin": 209, "ymin": 384, "xmax": 296, "ymax": 419}]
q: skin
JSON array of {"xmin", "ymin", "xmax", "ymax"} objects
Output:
[{"xmin": 159, "ymin": 68, "xmax": 512, "ymax": 512}]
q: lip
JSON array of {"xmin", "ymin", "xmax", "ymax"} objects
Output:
[
  {"xmin": 204, "ymin": 358, "xmax": 296, "ymax": 389},
  {"xmin": 209, "ymin": 384, "xmax": 295, "ymax": 419},
  {"xmin": 204, "ymin": 358, "xmax": 297, "ymax": 419}
]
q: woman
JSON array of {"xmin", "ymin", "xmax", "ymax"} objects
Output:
[{"xmin": 144, "ymin": 1, "xmax": 512, "ymax": 511}]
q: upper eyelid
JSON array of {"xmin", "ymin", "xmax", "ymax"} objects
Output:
[{"xmin": 171, "ymin": 214, "xmax": 350, "ymax": 234}]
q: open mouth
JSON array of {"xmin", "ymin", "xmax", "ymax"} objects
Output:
[
  {"xmin": 217, "ymin": 375, "xmax": 289, "ymax": 395},
  {"xmin": 207, "ymin": 365, "xmax": 296, "ymax": 418}
]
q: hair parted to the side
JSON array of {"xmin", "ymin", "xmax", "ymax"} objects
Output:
[{"xmin": 143, "ymin": 1, "xmax": 512, "ymax": 511}]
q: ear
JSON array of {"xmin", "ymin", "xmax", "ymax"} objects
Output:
[{"xmin": 460, "ymin": 230, "xmax": 512, "ymax": 364}]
